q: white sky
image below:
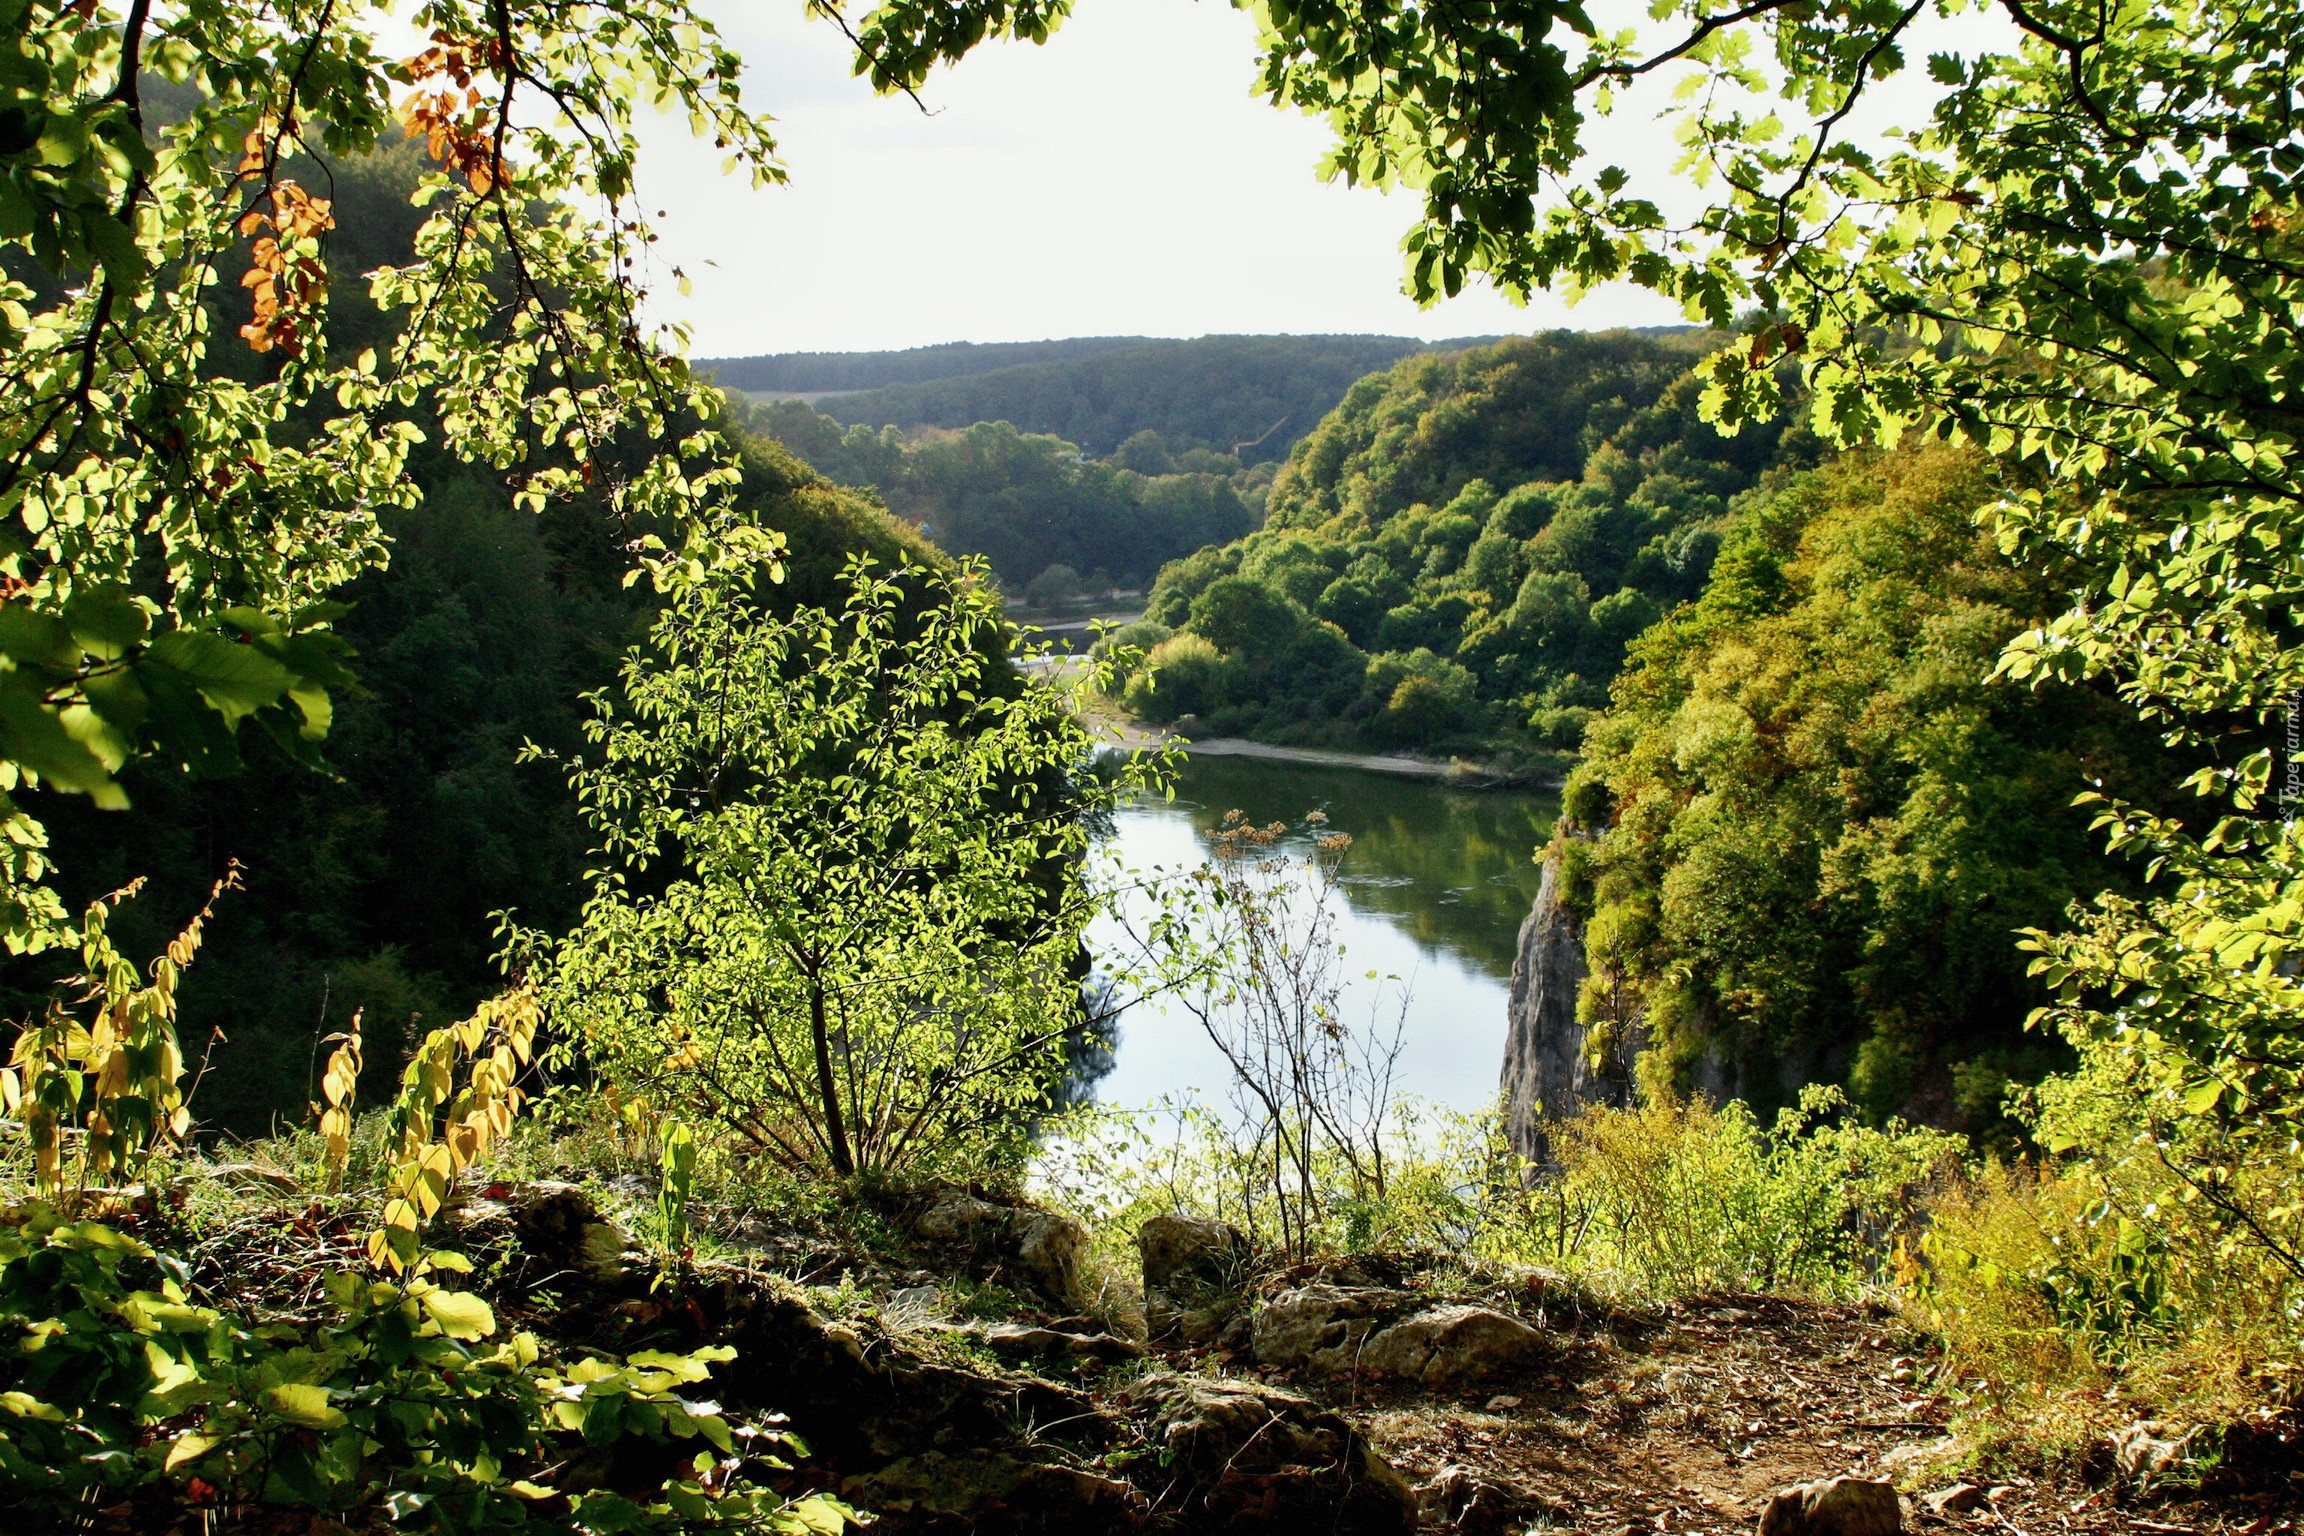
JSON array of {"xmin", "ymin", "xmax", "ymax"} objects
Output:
[
  {"xmin": 636, "ymin": 0, "xmax": 1690, "ymax": 360},
  {"xmin": 620, "ymin": 2, "xmax": 2016, "ymax": 361}
]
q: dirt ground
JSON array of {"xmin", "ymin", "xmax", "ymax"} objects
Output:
[{"xmin": 1246, "ymin": 1295, "xmax": 2296, "ymax": 1536}]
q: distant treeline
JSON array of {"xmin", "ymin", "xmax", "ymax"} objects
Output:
[
  {"xmin": 701, "ymin": 336, "xmax": 1160, "ymax": 394},
  {"xmin": 811, "ymin": 334, "xmax": 1506, "ymax": 463},
  {"xmin": 741, "ymin": 399, "xmax": 1262, "ymax": 595}
]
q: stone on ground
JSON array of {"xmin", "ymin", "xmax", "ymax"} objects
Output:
[
  {"xmin": 1358, "ymin": 1304, "xmax": 1543, "ymax": 1386},
  {"xmin": 1145, "ymin": 1373, "xmax": 1418, "ymax": 1534},
  {"xmin": 1756, "ymin": 1476, "xmax": 1903, "ymax": 1536},
  {"xmin": 1138, "ymin": 1212, "xmax": 1252, "ymax": 1344},
  {"xmin": 1251, "ymin": 1284, "xmax": 1412, "ymax": 1372}
]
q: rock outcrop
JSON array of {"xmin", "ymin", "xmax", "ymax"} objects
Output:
[
  {"xmin": 903, "ymin": 1184, "xmax": 1094, "ymax": 1313},
  {"xmin": 1252, "ymin": 1287, "xmax": 1544, "ymax": 1386},
  {"xmin": 448, "ymin": 1179, "xmax": 649, "ymax": 1288},
  {"xmin": 1499, "ymin": 850, "xmax": 1637, "ymax": 1169},
  {"xmin": 1142, "ymin": 1373, "xmax": 1418, "ymax": 1534},
  {"xmin": 1355, "ymin": 1304, "xmax": 1543, "ymax": 1386},
  {"xmin": 1139, "ymin": 1212, "xmax": 1252, "ymax": 1345},
  {"xmin": 1252, "ymin": 1285, "xmax": 1411, "ymax": 1373}
]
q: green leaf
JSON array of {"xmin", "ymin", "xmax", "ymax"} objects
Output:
[
  {"xmin": 418, "ymin": 1287, "xmax": 496, "ymax": 1341},
  {"xmin": 145, "ymin": 632, "xmax": 294, "ymax": 724},
  {"xmin": 261, "ymin": 1381, "xmax": 346, "ymax": 1430},
  {"xmin": 164, "ymin": 1432, "xmax": 220, "ymax": 1470},
  {"xmin": 63, "ymin": 587, "xmax": 148, "ymax": 660},
  {"xmin": 0, "ymin": 673, "xmax": 123, "ymax": 803}
]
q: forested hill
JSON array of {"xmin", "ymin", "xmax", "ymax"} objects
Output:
[
  {"xmin": 700, "ymin": 336, "xmax": 1160, "ymax": 393},
  {"xmin": 809, "ymin": 334, "xmax": 1506, "ymax": 462},
  {"xmin": 1109, "ymin": 328, "xmax": 1810, "ymax": 758}
]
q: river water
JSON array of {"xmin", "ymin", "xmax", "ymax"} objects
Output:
[{"xmin": 1086, "ymin": 755, "xmax": 1559, "ymax": 1115}]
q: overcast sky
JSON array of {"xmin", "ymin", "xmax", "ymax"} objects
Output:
[
  {"xmin": 623, "ymin": 2, "xmax": 2016, "ymax": 361},
  {"xmin": 637, "ymin": 0, "xmax": 1690, "ymax": 361}
]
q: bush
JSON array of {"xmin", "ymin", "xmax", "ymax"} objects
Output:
[
  {"xmin": 533, "ymin": 551, "xmax": 1152, "ymax": 1179},
  {"xmin": 1525, "ymin": 1087, "xmax": 1963, "ymax": 1297},
  {"xmin": 1912, "ymin": 1042, "xmax": 2304, "ymax": 1428},
  {"xmin": 1125, "ymin": 632, "xmax": 1233, "ymax": 723},
  {"xmin": 1040, "ymin": 1087, "xmax": 1960, "ymax": 1303}
]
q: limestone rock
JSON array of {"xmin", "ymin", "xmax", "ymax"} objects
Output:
[
  {"xmin": 1251, "ymin": 1284, "xmax": 1411, "ymax": 1372},
  {"xmin": 450, "ymin": 1180, "xmax": 646, "ymax": 1289},
  {"xmin": 907, "ymin": 1185, "xmax": 1093, "ymax": 1313},
  {"xmin": 1756, "ymin": 1477, "xmax": 1902, "ymax": 1536},
  {"xmin": 1357, "ymin": 1304, "xmax": 1543, "ymax": 1386},
  {"xmin": 980, "ymin": 1322, "xmax": 1145, "ymax": 1366},
  {"xmin": 1139, "ymin": 1213, "xmax": 1252, "ymax": 1290},
  {"xmin": 1499, "ymin": 850, "xmax": 1638, "ymax": 1170},
  {"xmin": 1138, "ymin": 1212, "xmax": 1252, "ymax": 1344},
  {"xmin": 2108, "ymin": 1420, "xmax": 2196, "ymax": 1485},
  {"xmin": 1416, "ymin": 1464, "xmax": 1538, "ymax": 1535},
  {"xmin": 1921, "ymin": 1484, "xmax": 1985, "ymax": 1516},
  {"xmin": 1144, "ymin": 1373, "xmax": 1417, "ymax": 1534}
]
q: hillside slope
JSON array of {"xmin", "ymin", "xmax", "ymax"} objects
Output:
[{"xmin": 1114, "ymin": 329, "xmax": 1804, "ymax": 757}]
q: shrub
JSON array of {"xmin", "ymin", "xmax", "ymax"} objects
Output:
[
  {"xmin": 0, "ymin": 902, "xmax": 848, "ymax": 1532},
  {"xmin": 1521, "ymin": 1087, "xmax": 1963, "ymax": 1298},
  {"xmin": 1125, "ymin": 632, "xmax": 1233, "ymax": 723},
  {"xmin": 533, "ymin": 550, "xmax": 1161, "ymax": 1178}
]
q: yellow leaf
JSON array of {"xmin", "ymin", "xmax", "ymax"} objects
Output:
[
  {"xmin": 165, "ymin": 1432, "xmax": 219, "ymax": 1470},
  {"xmin": 262, "ymin": 1382, "xmax": 345, "ymax": 1429},
  {"xmin": 420, "ymin": 1287, "xmax": 496, "ymax": 1341}
]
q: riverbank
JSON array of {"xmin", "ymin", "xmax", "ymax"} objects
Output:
[{"xmin": 1089, "ymin": 711, "xmax": 1551, "ymax": 787}]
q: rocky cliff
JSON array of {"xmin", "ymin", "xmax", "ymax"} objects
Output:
[{"xmin": 1498, "ymin": 850, "xmax": 1637, "ymax": 1169}]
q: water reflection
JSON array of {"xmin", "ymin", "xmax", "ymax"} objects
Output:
[
  {"xmin": 1141, "ymin": 756, "xmax": 1558, "ymax": 981},
  {"xmin": 1086, "ymin": 755, "xmax": 1559, "ymax": 1112}
]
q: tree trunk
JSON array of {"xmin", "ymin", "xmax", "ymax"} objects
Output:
[{"xmin": 809, "ymin": 971, "xmax": 854, "ymax": 1176}]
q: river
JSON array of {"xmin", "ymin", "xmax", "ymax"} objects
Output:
[{"xmin": 1086, "ymin": 754, "xmax": 1559, "ymax": 1115}]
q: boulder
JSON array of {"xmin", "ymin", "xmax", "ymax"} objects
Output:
[
  {"xmin": 1358, "ymin": 1304, "xmax": 1543, "ymax": 1387},
  {"xmin": 1251, "ymin": 1284, "xmax": 1412, "ymax": 1372},
  {"xmin": 2107, "ymin": 1420, "xmax": 2195, "ymax": 1486},
  {"xmin": 1143, "ymin": 1374, "xmax": 1417, "ymax": 1534},
  {"xmin": 1921, "ymin": 1484, "xmax": 1985, "ymax": 1516},
  {"xmin": 1139, "ymin": 1213, "xmax": 1252, "ymax": 1291},
  {"xmin": 1416, "ymin": 1464, "xmax": 1537, "ymax": 1535},
  {"xmin": 1138, "ymin": 1213, "xmax": 1252, "ymax": 1345},
  {"xmin": 449, "ymin": 1180, "xmax": 647, "ymax": 1289},
  {"xmin": 907, "ymin": 1185, "xmax": 1093, "ymax": 1313},
  {"xmin": 1757, "ymin": 1477, "xmax": 1902, "ymax": 1536}
]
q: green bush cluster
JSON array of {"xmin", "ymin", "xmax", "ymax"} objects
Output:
[
  {"xmin": 1040, "ymin": 1087, "xmax": 1959, "ymax": 1303},
  {"xmin": 0, "ymin": 1210, "xmax": 841, "ymax": 1534},
  {"xmin": 1561, "ymin": 447, "xmax": 2176, "ymax": 1133},
  {"xmin": 1117, "ymin": 331, "xmax": 1809, "ymax": 752}
]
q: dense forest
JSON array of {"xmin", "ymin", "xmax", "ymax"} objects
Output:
[
  {"xmin": 1557, "ymin": 447, "xmax": 2178, "ymax": 1138},
  {"xmin": 807, "ymin": 333, "xmax": 1500, "ymax": 461},
  {"xmin": 0, "ymin": 132, "xmax": 977, "ymax": 1136},
  {"xmin": 741, "ymin": 399, "xmax": 1263, "ymax": 594},
  {"xmin": 1109, "ymin": 330, "xmax": 1809, "ymax": 755}
]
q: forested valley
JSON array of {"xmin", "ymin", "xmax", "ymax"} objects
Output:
[{"xmin": 4, "ymin": 2, "xmax": 2302, "ymax": 1536}]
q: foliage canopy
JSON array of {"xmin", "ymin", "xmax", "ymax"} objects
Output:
[{"xmin": 533, "ymin": 551, "xmax": 1160, "ymax": 1178}]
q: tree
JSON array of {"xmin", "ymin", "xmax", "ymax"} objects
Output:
[
  {"xmin": 530, "ymin": 548, "xmax": 1163, "ymax": 1178},
  {"xmin": 0, "ymin": 0, "xmax": 781, "ymax": 954},
  {"xmin": 1562, "ymin": 446, "xmax": 2171, "ymax": 1132}
]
